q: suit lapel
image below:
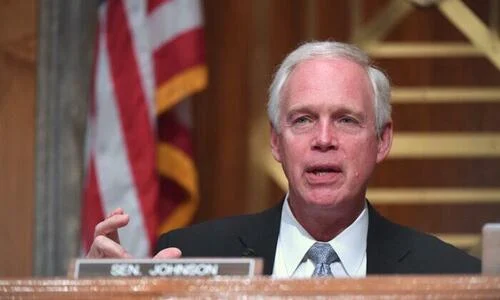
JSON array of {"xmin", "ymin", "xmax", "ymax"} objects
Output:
[
  {"xmin": 238, "ymin": 201, "xmax": 283, "ymax": 275},
  {"xmin": 366, "ymin": 203, "xmax": 411, "ymax": 274},
  {"xmin": 236, "ymin": 201, "xmax": 413, "ymax": 275}
]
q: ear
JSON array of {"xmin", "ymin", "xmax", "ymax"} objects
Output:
[
  {"xmin": 270, "ymin": 123, "xmax": 282, "ymax": 163},
  {"xmin": 376, "ymin": 121, "xmax": 393, "ymax": 163}
]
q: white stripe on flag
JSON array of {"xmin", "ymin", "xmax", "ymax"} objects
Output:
[
  {"xmin": 148, "ymin": 0, "xmax": 203, "ymax": 51},
  {"xmin": 94, "ymin": 13, "xmax": 150, "ymax": 257},
  {"xmin": 123, "ymin": 0, "xmax": 156, "ymax": 125}
]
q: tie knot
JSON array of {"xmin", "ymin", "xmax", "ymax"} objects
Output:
[{"xmin": 307, "ymin": 242, "xmax": 338, "ymax": 265}]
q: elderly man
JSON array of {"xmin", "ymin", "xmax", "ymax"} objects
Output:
[{"xmin": 88, "ymin": 41, "xmax": 480, "ymax": 276}]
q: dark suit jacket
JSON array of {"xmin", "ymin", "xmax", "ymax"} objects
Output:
[{"xmin": 156, "ymin": 201, "xmax": 480, "ymax": 275}]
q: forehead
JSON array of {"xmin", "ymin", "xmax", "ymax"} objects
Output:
[{"xmin": 281, "ymin": 57, "xmax": 374, "ymax": 111}]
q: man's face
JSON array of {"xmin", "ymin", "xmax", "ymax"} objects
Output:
[{"xmin": 271, "ymin": 58, "xmax": 392, "ymax": 212}]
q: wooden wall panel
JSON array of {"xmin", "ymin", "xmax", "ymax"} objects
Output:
[
  {"xmin": 195, "ymin": 0, "xmax": 500, "ymax": 251},
  {"xmin": 373, "ymin": 159, "xmax": 500, "ymax": 187},
  {"xmin": 0, "ymin": 0, "xmax": 37, "ymax": 277},
  {"xmin": 375, "ymin": 203, "xmax": 500, "ymax": 234},
  {"xmin": 1, "ymin": 0, "xmax": 495, "ymax": 276},
  {"xmin": 393, "ymin": 103, "xmax": 500, "ymax": 131},
  {"xmin": 367, "ymin": 1, "xmax": 500, "ymax": 244},
  {"xmin": 193, "ymin": 0, "xmax": 253, "ymax": 220},
  {"xmin": 381, "ymin": 58, "xmax": 500, "ymax": 86}
]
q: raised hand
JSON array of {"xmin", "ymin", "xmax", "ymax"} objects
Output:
[
  {"xmin": 86, "ymin": 208, "xmax": 132, "ymax": 258},
  {"xmin": 87, "ymin": 208, "xmax": 182, "ymax": 259}
]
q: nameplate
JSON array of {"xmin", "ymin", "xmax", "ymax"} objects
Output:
[{"xmin": 73, "ymin": 258, "xmax": 262, "ymax": 278}]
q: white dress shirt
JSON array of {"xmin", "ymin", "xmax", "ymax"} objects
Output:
[{"xmin": 272, "ymin": 195, "xmax": 368, "ymax": 278}]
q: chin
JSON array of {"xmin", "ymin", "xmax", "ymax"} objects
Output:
[{"xmin": 304, "ymin": 190, "xmax": 345, "ymax": 208}]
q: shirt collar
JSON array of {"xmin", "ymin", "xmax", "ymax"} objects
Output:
[
  {"xmin": 280, "ymin": 194, "xmax": 368, "ymax": 277},
  {"xmin": 330, "ymin": 201, "xmax": 368, "ymax": 276}
]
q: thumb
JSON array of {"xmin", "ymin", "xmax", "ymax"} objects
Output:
[{"xmin": 153, "ymin": 247, "xmax": 182, "ymax": 259}]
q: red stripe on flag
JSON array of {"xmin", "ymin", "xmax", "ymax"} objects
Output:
[
  {"xmin": 158, "ymin": 175, "xmax": 187, "ymax": 228},
  {"xmin": 157, "ymin": 109, "xmax": 196, "ymax": 236},
  {"xmin": 106, "ymin": 0, "xmax": 158, "ymax": 253},
  {"xmin": 147, "ymin": 0, "xmax": 171, "ymax": 14},
  {"xmin": 154, "ymin": 27, "xmax": 205, "ymax": 84},
  {"xmin": 157, "ymin": 110, "xmax": 194, "ymax": 157},
  {"xmin": 81, "ymin": 158, "xmax": 106, "ymax": 252}
]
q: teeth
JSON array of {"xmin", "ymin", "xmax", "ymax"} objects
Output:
[
  {"xmin": 310, "ymin": 168, "xmax": 339, "ymax": 175},
  {"xmin": 314, "ymin": 171, "xmax": 330, "ymax": 175}
]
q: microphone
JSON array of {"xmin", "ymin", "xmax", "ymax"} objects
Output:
[
  {"xmin": 242, "ymin": 247, "xmax": 256, "ymax": 257},
  {"xmin": 238, "ymin": 237, "xmax": 257, "ymax": 257}
]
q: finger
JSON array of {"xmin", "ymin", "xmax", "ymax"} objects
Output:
[
  {"xmin": 87, "ymin": 235, "xmax": 132, "ymax": 259},
  {"xmin": 94, "ymin": 213, "xmax": 129, "ymax": 237},
  {"xmin": 94, "ymin": 213, "xmax": 129, "ymax": 242},
  {"xmin": 107, "ymin": 207, "xmax": 124, "ymax": 218},
  {"xmin": 153, "ymin": 247, "xmax": 182, "ymax": 259},
  {"xmin": 105, "ymin": 213, "xmax": 128, "ymax": 243}
]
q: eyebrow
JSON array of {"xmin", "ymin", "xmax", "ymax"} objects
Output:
[
  {"xmin": 285, "ymin": 104, "xmax": 366, "ymax": 121},
  {"xmin": 285, "ymin": 107, "xmax": 316, "ymax": 122}
]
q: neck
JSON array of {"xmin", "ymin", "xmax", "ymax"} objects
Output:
[{"xmin": 288, "ymin": 196, "xmax": 365, "ymax": 242}]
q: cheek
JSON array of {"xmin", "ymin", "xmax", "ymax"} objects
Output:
[
  {"xmin": 280, "ymin": 139, "xmax": 308, "ymax": 170},
  {"xmin": 345, "ymin": 137, "xmax": 379, "ymax": 166},
  {"xmin": 285, "ymin": 138, "xmax": 308, "ymax": 157}
]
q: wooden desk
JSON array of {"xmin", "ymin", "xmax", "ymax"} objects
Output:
[{"xmin": 1, "ymin": 276, "xmax": 499, "ymax": 299}]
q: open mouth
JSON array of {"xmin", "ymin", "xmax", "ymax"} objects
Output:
[
  {"xmin": 304, "ymin": 165, "xmax": 342, "ymax": 184},
  {"xmin": 305, "ymin": 165, "xmax": 342, "ymax": 176}
]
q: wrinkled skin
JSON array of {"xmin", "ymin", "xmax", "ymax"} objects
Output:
[{"xmin": 270, "ymin": 57, "xmax": 393, "ymax": 241}]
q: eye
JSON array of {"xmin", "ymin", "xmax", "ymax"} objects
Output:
[
  {"xmin": 339, "ymin": 116, "xmax": 358, "ymax": 124},
  {"xmin": 293, "ymin": 115, "xmax": 312, "ymax": 124}
]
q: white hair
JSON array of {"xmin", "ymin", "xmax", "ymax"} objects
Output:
[{"xmin": 267, "ymin": 41, "xmax": 391, "ymax": 136}]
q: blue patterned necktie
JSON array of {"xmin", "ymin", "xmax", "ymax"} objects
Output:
[{"xmin": 307, "ymin": 242, "xmax": 339, "ymax": 277}]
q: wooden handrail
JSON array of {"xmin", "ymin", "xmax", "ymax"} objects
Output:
[{"xmin": 1, "ymin": 275, "xmax": 499, "ymax": 299}]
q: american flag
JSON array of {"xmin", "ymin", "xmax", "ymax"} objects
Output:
[{"xmin": 81, "ymin": 0, "xmax": 206, "ymax": 257}]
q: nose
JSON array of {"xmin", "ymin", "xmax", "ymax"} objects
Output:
[{"xmin": 312, "ymin": 121, "xmax": 338, "ymax": 151}]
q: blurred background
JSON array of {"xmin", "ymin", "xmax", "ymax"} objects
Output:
[{"xmin": 1, "ymin": 0, "xmax": 499, "ymax": 277}]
